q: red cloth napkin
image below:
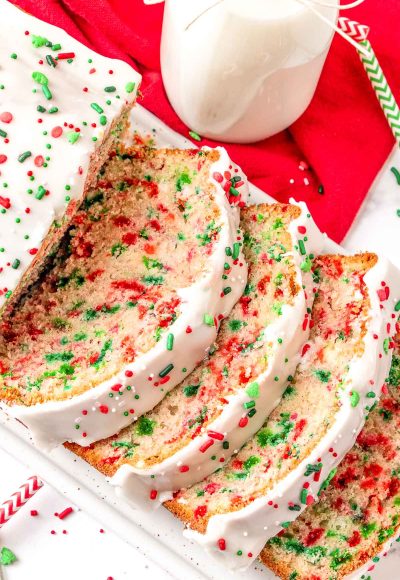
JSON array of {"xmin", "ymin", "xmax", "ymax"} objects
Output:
[{"xmin": 10, "ymin": 0, "xmax": 400, "ymax": 242}]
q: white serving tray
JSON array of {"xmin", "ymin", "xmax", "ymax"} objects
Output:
[{"xmin": 0, "ymin": 105, "xmax": 392, "ymax": 580}]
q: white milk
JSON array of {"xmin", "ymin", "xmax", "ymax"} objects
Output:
[{"xmin": 161, "ymin": 0, "xmax": 338, "ymax": 142}]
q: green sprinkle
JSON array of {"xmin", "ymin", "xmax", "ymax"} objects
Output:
[
  {"xmin": 203, "ymin": 313, "xmax": 214, "ymax": 327},
  {"xmin": 0, "ymin": 547, "xmax": 17, "ymax": 566},
  {"xmin": 0, "ymin": 129, "xmax": 7, "ymax": 138},
  {"xmin": 32, "ymin": 71, "xmax": 49, "ymax": 85},
  {"xmin": 223, "ymin": 287, "xmax": 232, "ymax": 295},
  {"xmin": 243, "ymin": 400, "xmax": 255, "ymax": 410},
  {"xmin": 18, "ymin": 151, "xmax": 32, "ymax": 163},
  {"xmin": 32, "ymin": 35, "xmax": 49, "ymax": 48},
  {"xmin": 298, "ymin": 239, "xmax": 306, "ymax": 255},
  {"xmin": 166, "ymin": 333, "xmax": 174, "ymax": 351},
  {"xmin": 11, "ymin": 259, "xmax": 20, "ymax": 270},
  {"xmin": 318, "ymin": 184, "xmax": 325, "ymax": 195},
  {"xmin": 104, "ymin": 86, "xmax": 116, "ymax": 92},
  {"xmin": 46, "ymin": 54, "xmax": 57, "ymax": 67},
  {"xmin": 10, "ymin": 53, "xmax": 17, "ymax": 59},
  {"xmin": 300, "ymin": 488, "xmax": 308, "ymax": 504},
  {"xmin": 37, "ymin": 105, "xmax": 46, "ymax": 113},
  {"xmin": 223, "ymin": 441, "xmax": 229, "ymax": 449},
  {"xmin": 314, "ymin": 369, "xmax": 331, "ymax": 383},
  {"xmin": 48, "ymin": 106, "xmax": 59, "ymax": 114},
  {"xmin": 91, "ymin": 102, "xmax": 104, "ymax": 114},
  {"xmin": 99, "ymin": 115, "xmax": 107, "ymax": 126},
  {"xmin": 52, "ymin": 43, "xmax": 62, "ymax": 51},
  {"xmin": 35, "ymin": 185, "xmax": 46, "ymax": 200},
  {"xmin": 189, "ymin": 130, "xmax": 202, "ymax": 141},
  {"xmin": 67, "ymin": 131, "xmax": 80, "ymax": 144},
  {"xmin": 246, "ymin": 382, "xmax": 260, "ymax": 399},
  {"xmin": 350, "ymin": 390, "xmax": 360, "ymax": 407},
  {"xmin": 159, "ymin": 363, "xmax": 174, "ymax": 378},
  {"xmin": 391, "ymin": 167, "xmax": 400, "ymax": 185},
  {"xmin": 42, "ymin": 85, "xmax": 53, "ymax": 101},
  {"xmin": 232, "ymin": 242, "xmax": 240, "ymax": 260},
  {"xmin": 125, "ymin": 81, "xmax": 136, "ymax": 93}
]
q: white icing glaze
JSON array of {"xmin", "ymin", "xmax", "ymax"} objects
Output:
[
  {"xmin": 110, "ymin": 201, "xmax": 325, "ymax": 504},
  {"xmin": 3, "ymin": 147, "xmax": 249, "ymax": 449},
  {"xmin": 0, "ymin": 0, "xmax": 141, "ymax": 308},
  {"xmin": 182, "ymin": 254, "xmax": 400, "ymax": 571}
]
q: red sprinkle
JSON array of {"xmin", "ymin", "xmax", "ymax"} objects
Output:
[
  {"xmin": 0, "ymin": 155, "xmax": 7, "ymax": 164},
  {"xmin": 51, "ymin": 126, "xmax": 63, "ymax": 138},
  {"xmin": 207, "ymin": 430, "xmax": 224, "ymax": 441},
  {"xmin": 150, "ymin": 489, "xmax": 158, "ymax": 500},
  {"xmin": 58, "ymin": 52, "xmax": 76, "ymax": 60},
  {"xmin": 30, "ymin": 510, "xmax": 38, "ymax": 516},
  {"xmin": 179, "ymin": 465, "xmax": 189, "ymax": 473},
  {"xmin": 218, "ymin": 538, "xmax": 226, "ymax": 551},
  {"xmin": 199, "ymin": 439, "xmax": 214, "ymax": 453},
  {"xmin": 99, "ymin": 405, "xmax": 109, "ymax": 414},
  {"xmin": 238, "ymin": 416, "xmax": 248, "ymax": 428},
  {"xmin": 58, "ymin": 507, "xmax": 73, "ymax": 520},
  {"xmin": 0, "ymin": 112, "xmax": 13, "ymax": 124}
]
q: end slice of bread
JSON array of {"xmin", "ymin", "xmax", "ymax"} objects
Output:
[{"xmin": 260, "ymin": 331, "xmax": 400, "ymax": 580}]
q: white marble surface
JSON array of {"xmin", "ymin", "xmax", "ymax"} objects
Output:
[{"xmin": 0, "ymin": 134, "xmax": 399, "ymax": 579}]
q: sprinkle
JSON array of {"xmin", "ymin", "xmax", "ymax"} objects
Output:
[
  {"xmin": 218, "ymin": 539, "xmax": 226, "ymax": 551},
  {"xmin": 125, "ymin": 82, "xmax": 136, "ymax": 93},
  {"xmin": 99, "ymin": 115, "xmax": 107, "ymax": 126},
  {"xmin": 57, "ymin": 52, "xmax": 75, "ymax": 60},
  {"xmin": 207, "ymin": 430, "xmax": 224, "ymax": 441},
  {"xmin": 166, "ymin": 333, "xmax": 174, "ymax": 351},
  {"xmin": 246, "ymin": 382, "xmax": 260, "ymax": 398},
  {"xmin": 91, "ymin": 102, "xmax": 104, "ymax": 114},
  {"xmin": 0, "ymin": 129, "xmax": 7, "ymax": 138},
  {"xmin": 46, "ymin": 55, "xmax": 57, "ymax": 67},
  {"xmin": 67, "ymin": 131, "xmax": 80, "ymax": 144},
  {"xmin": 350, "ymin": 390, "xmax": 360, "ymax": 407},
  {"xmin": 300, "ymin": 488, "xmax": 308, "ymax": 504},
  {"xmin": 11, "ymin": 259, "xmax": 20, "ymax": 270},
  {"xmin": 391, "ymin": 167, "xmax": 400, "ymax": 185},
  {"xmin": 243, "ymin": 400, "xmax": 255, "ymax": 409},
  {"xmin": 189, "ymin": 130, "xmax": 202, "ymax": 142},
  {"xmin": 104, "ymin": 86, "xmax": 116, "ymax": 92},
  {"xmin": 0, "ymin": 547, "xmax": 17, "ymax": 566},
  {"xmin": 42, "ymin": 84, "xmax": 52, "ymax": 100},
  {"xmin": 35, "ymin": 185, "xmax": 46, "ymax": 200},
  {"xmin": 0, "ymin": 112, "xmax": 13, "ymax": 123},
  {"xmin": 52, "ymin": 44, "xmax": 62, "ymax": 51},
  {"xmin": 238, "ymin": 416, "xmax": 248, "ymax": 428},
  {"xmin": 18, "ymin": 151, "xmax": 32, "ymax": 163},
  {"xmin": 159, "ymin": 363, "xmax": 174, "ymax": 378},
  {"xmin": 32, "ymin": 71, "xmax": 49, "ymax": 85},
  {"xmin": 318, "ymin": 185, "xmax": 325, "ymax": 195},
  {"xmin": 149, "ymin": 489, "xmax": 158, "ymax": 500},
  {"xmin": 179, "ymin": 465, "xmax": 189, "ymax": 473},
  {"xmin": 395, "ymin": 300, "xmax": 400, "ymax": 312},
  {"xmin": 199, "ymin": 439, "xmax": 214, "ymax": 453},
  {"xmin": 232, "ymin": 242, "xmax": 240, "ymax": 260},
  {"xmin": 298, "ymin": 239, "xmax": 306, "ymax": 255},
  {"xmin": 203, "ymin": 313, "xmax": 214, "ymax": 327},
  {"xmin": 58, "ymin": 507, "xmax": 73, "ymax": 520}
]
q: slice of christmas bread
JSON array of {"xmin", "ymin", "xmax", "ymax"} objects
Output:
[
  {"xmin": 0, "ymin": 146, "xmax": 248, "ymax": 449},
  {"xmin": 0, "ymin": 0, "xmax": 140, "ymax": 314},
  {"xmin": 261, "ymin": 330, "xmax": 400, "ymax": 580},
  {"xmin": 66, "ymin": 202, "xmax": 324, "ymax": 499},
  {"xmin": 165, "ymin": 253, "xmax": 400, "ymax": 571}
]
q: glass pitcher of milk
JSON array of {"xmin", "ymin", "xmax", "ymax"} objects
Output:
[{"xmin": 161, "ymin": 0, "xmax": 338, "ymax": 143}]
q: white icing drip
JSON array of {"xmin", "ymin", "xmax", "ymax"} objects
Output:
[
  {"xmin": 183, "ymin": 254, "xmax": 400, "ymax": 571},
  {"xmin": 0, "ymin": 0, "xmax": 141, "ymax": 308},
  {"xmin": 2, "ymin": 147, "xmax": 249, "ymax": 449},
  {"xmin": 110, "ymin": 201, "xmax": 325, "ymax": 504}
]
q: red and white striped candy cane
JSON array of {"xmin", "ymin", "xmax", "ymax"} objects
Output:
[{"xmin": 0, "ymin": 476, "xmax": 43, "ymax": 529}]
